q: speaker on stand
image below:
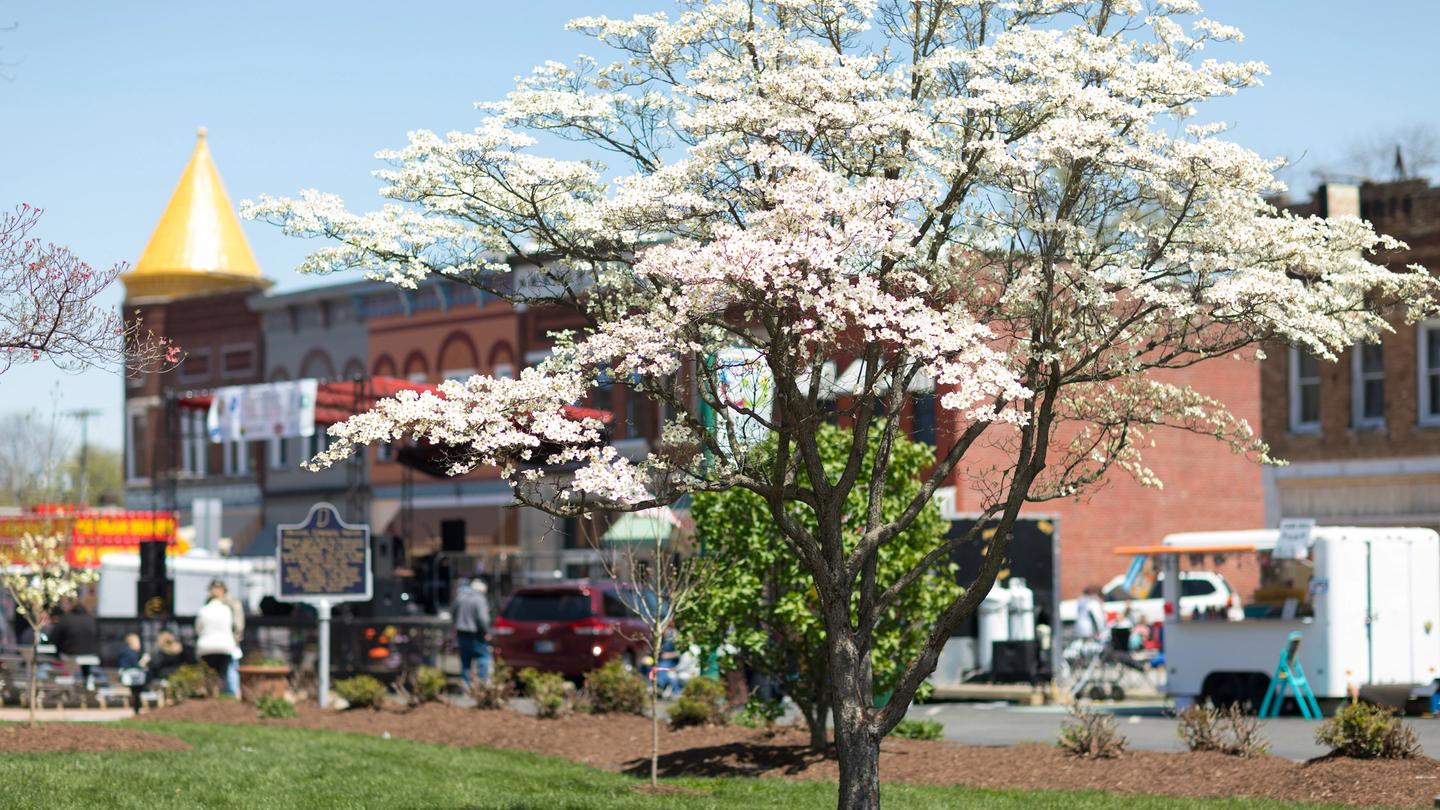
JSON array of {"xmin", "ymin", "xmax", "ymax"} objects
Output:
[{"xmin": 136, "ymin": 540, "xmax": 173, "ymax": 618}]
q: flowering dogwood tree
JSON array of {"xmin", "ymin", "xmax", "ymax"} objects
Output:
[
  {"xmin": 0, "ymin": 204, "xmax": 177, "ymax": 376},
  {"xmin": 248, "ymin": 2, "xmax": 1438, "ymax": 805},
  {"xmin": 0, "ymin": 533, "xmax": 98, "ymax": 724}
]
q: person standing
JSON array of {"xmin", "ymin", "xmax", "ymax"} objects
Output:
[
  {"xmin": 452, "ymin": 579, "xmax": 492, "ymax": 689},
  {"xmin": 196, "ymin": 588, "xmax": 239, "ymax": 695},
  {"xmin": 206, "ymin": 580, "xmax": 245, "ymax": 697},
  {"xmin": 1074, "ymin": 585, "xmax": 1106, "ymax": 641}
]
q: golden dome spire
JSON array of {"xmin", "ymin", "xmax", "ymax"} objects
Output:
[{"xmin": 122, "ymin": 128, "xmax": 270, "ymax": 302}]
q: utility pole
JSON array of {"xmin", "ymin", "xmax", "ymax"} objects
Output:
[{"xmin": 67, "ymin": 408, "xmax": 101, "ymax": 506}]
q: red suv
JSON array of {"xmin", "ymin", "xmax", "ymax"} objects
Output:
[{"xmin": 490, "ymin": 581, "xmax": 652, "ymax": 677}]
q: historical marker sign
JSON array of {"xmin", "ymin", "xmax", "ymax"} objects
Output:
[{"xmin": 276, "ymin": 503, "xmax": 372, "ymax": 603}]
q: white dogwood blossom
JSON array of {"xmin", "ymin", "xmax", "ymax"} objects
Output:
[{"xmin": 245, "ymin": 3, "xmax": 1437, "ymax": 805}]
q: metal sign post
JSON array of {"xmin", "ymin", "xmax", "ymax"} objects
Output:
[
  {"xmin": 276, "ymin": 503, "xmax": 372, "ymax": 709},
  {"xmin": 316, "ymin": 599, "xmax": 333, "ymax": 708}
]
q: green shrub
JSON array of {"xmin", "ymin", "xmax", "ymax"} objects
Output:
[
  {"xmin": 518, "ymin": 668, "xmax": 571, "ymax": 719},
  {"xmin": 583, "ymin": 659, "xmax": 648, "ymax": 715},
  {"xmin": 891, "ymin": 718, "xmax": 944, "ymax": 741},
  {"xmin": 1176, "ymin": 703, "xmax": 1269, "ymax": 757},
  {"xmin": 470, "ymin": 656, "xmax": 514, "ymax": 710},
  {"xmin": 410, "ymin": 666, "xmax": 447, "ymax": 703},
  {"xmin": 334, "ymin": 675, "xmax": 388, "ymax": 710},
  {"xmin": 734, "ymin": 697, "xmax": 785, "ymax": 730},
  {"xmin": 163, "ymin": 663, "xmax": 219, "ymax": 703},
  {"xmin": 1316, "ymin": 701, "xmax": 1421, "ymax": 759},
  {"xmin": 669, "ymin": 676, "xmax": 728, "ymax": 728},
  {"xmin": 1057, "ymin": 706, "xmax": 1127, "ymax": 759},
  {"xmin": 256, "ymin": 695, "xmax": 297, "ymax": 719}
]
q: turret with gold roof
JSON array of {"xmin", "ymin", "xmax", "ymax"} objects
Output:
[{"xmin": 122, "ymin": 128, "xmax": 271, "ymax": 302}]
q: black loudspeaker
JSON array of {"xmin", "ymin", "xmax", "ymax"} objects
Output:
[
  {"xmin": 139, "ymin": 540, "xmax": 167, "ymax": 580},
  {"xmin": 991, "ymin": 640, "xmax": 1040, "ymax": 684},
  {"xmin": 440, "ymin": 519, "xmax": 466, "ymax": 553},
  {"xmin": 137, "ymin": 578, "xmax": 173, "ymax": 618},
  {"xmin": 372, "ymin": 534, "xmax": 396, "ymax": 580},
  {"xmin": 137, "ymin": 540, "xmax": 172, "ymax": 617}
]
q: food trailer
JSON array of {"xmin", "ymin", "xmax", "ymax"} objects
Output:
[{"xmin": 1116, "ymin": 526, "xmax": 1440, "ymax": 710}]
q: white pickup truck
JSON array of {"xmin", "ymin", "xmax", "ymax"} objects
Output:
[{"xmin": 1058, "ymin": 570, "xmax": 1243, "ymax": 626}]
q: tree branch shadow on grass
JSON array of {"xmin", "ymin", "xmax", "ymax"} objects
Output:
[{"xmin": 619, "ymin": 740, "xmax": 833, "ymax": 779}]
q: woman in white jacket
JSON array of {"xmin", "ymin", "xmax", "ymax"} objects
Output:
[{"xmin": 195, "ymin": 594, "xmax": 238, "ymax": 694}]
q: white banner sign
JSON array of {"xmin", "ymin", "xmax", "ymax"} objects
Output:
[
  {"xmin": 711, "ymin": 347, "xmax": 773, "ymax": 451},
  {"xmin": 208, "ymin": 379, "xmax": 318, "ymax": 443},
  {"xmin": 1274, "ymin": 517, "xmax": 1315, "ymax": 560}
]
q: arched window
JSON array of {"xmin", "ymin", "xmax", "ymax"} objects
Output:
[
  {"xmin": 437, "ymin": 331, "xmax": 479, "ymax": 381},
  {"xmin": 299, "ymin": 349, "xmax": 336, "ymax": 381},
  {"xmin": 341, "ymin": 358, "xmax": 366, "ymax": 381},
  {"xmin": 488, "ymin": 341, "xmax": 517, "ymax": 379},
  {"xmin": 403, "ymin": 351, "xmax": 430, "ymax": 384},
  {"xmin": 372, "ymin": 354, "xmax": 397, "ymax": 379}
]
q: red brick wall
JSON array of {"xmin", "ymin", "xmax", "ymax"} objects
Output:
[{"xmin": 948, "ymin": 355, "xmax": 1264, "ymax": 599}]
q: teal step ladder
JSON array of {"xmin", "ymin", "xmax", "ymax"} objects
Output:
[{"xmin": 1259, "ymin": 631, "xmax": 1322, "ymax": 720}]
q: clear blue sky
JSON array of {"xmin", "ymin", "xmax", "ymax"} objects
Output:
[{"xmin": 2, "ymin": 0, "xmax": 1437, "ymax": 448}]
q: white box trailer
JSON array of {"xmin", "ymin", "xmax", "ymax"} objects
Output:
[
  {"xmin": 97, "ymin": 552, "xmax": 276, "ymax": 618},
  {"xmin": 1138, "ymin": 527, "xmax": 1440, "ymax": 708}
]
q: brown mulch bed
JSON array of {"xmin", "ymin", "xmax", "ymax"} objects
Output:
[
  {"xmin": 142, "ymin": 701, "xmax": 1438, "ymax": 808},
  {"xmin": 0, "ymin": 723, "xmax": 190, "ymax": 753}
]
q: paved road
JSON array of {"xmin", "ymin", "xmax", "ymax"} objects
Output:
[{"xmin": 909, "ymin": 701, "xmax": 1440, "ymax": 760}]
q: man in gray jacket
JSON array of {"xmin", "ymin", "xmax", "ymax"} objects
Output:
[{"xmin": 452, "ymin": 579, "xmax": 492, "ymax": 688}]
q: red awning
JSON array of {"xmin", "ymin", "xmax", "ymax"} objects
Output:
[{"xmin": 175, "ymin": 376, "xmax": 612, "ymax": 426}]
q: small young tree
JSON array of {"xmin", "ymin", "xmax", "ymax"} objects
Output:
[
  {"xmin": 595, "ymin": 510, "xmax": 709, "ymax": 788},
  {"xmin": 685, "ymin": 424, "xmax": 958, "ymax": 750},
  {"xmin": 0, "ymin": 203, "xmax": 176, "ymax": 376},
  {"xmin": 0, "ymin": 533, "xmax": 98, "ymax": 724}
]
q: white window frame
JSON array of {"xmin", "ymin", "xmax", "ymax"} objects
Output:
[
  {"xmin": 493, "ymin": 363, "xmax": 514, "ymax": 380},
  {"xmin": 1419, "ymin": 319, "xmax": 1440, "ymax": 427},
  {"xmin": 223, "ymin": 439, "xmax": 250, "ymax": 477},
  {"xmin": 1288, "ymin": 347, "xmax": 1321, "ymax": 434},
  {"xmin": 270, "ymin": 437, "xmax": 290, "ymax": 470},
  {"xmin": 1350, "ymin": 341, "xmax": 1385, "ymax": 430},
  {"xmin": 182, "ymin": 411, "xmax": 208, "ymax": 476},
  {"xmin": 441, "ymin": 367, "xmax": 475, "ymax": 382},
  {"xmin": 178, "ymin": 348, "xmax": 212, "ymax": 384}
]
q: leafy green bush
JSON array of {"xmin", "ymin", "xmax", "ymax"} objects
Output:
[
  {"xmin": 471, "ymin": 656, "xmax": 514, "ymax": 710},
  {"xmin": 583, "ymin": 659, "xmax": 648, "ymax": 715},
  {"xmin": 1316, "ymin": 701, "xmax": 1421, "ymax": 759},
  {"xmin": 163, "ymin": 663, "xmax": 219, "ymax": 703},
  {"xmin": 410, "ymin": 666, "xmax": 447, "ymax": 703},
  {"xmin": 519, "ymin": 668, "xmax": 571, "ymax": 719},
  {"xmin": 334, "ymin": 675, "xmax": 388, "ymax": 710},
  {"xmin": 669, "ymin": 676, "xmax": 728, "ymax": 728},
  {"xmin": 891, "ymin": 719, "xmax": 943, "ymax": 741},
  {"xmin": 734, "ymin": 697, "xmax": 785, "ymax": 730},
  {"xmin": 1176, "ymin": 703, "xmax": 1269, "ymax": 757},
  {"xmin": 257, "ymin": 695, "xmax": 298, "ymax": 719},
  {"xmin": 1057, "ymin": 706, "xmax": 1127, "ymax": 758}
]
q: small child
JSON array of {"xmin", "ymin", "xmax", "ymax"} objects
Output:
[{"xmin": 116, "ymin": 633, "xmax": 150, "ymax": 715}]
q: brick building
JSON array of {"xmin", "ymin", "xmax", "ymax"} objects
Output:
[
  {"xmin": 946, "ymin": 356, "xmax": 1265, "ymax": 599},
  {"xmin": 1261, "ymin": 179, "xmax": 1440, "ymax": 530}
]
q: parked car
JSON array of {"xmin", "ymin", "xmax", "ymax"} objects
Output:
[
  {"xmin": 1058, "ymin": 571, "xmax": 1243, "ymax": 626},
  {"xmin": 489, "ymin": 581, "xmax": 653, "ymax": 677}
]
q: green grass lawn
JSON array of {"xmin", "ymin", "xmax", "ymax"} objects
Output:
[{"xmin": 0, "ymin": 721, "xmax": 1348, "ymax": 810}]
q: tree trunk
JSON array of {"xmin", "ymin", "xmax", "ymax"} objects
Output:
[
  {"xmin": 807, "ymin": 700, "xmax": 829, "ymax": 751},
  {"xmin": 650, "ymin": 675, "xmax": 659, "ymax": 787},
  {"xmin": 28, "ymin": 633, "xmax": 38, "ymax": 726},
  {"xmin": 829, "ymin": 634, "xmax": 880, "ymax": 810},
  {"xmin": 832, "ymin": 693, "xmax": 880, "ymax": 810}
]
